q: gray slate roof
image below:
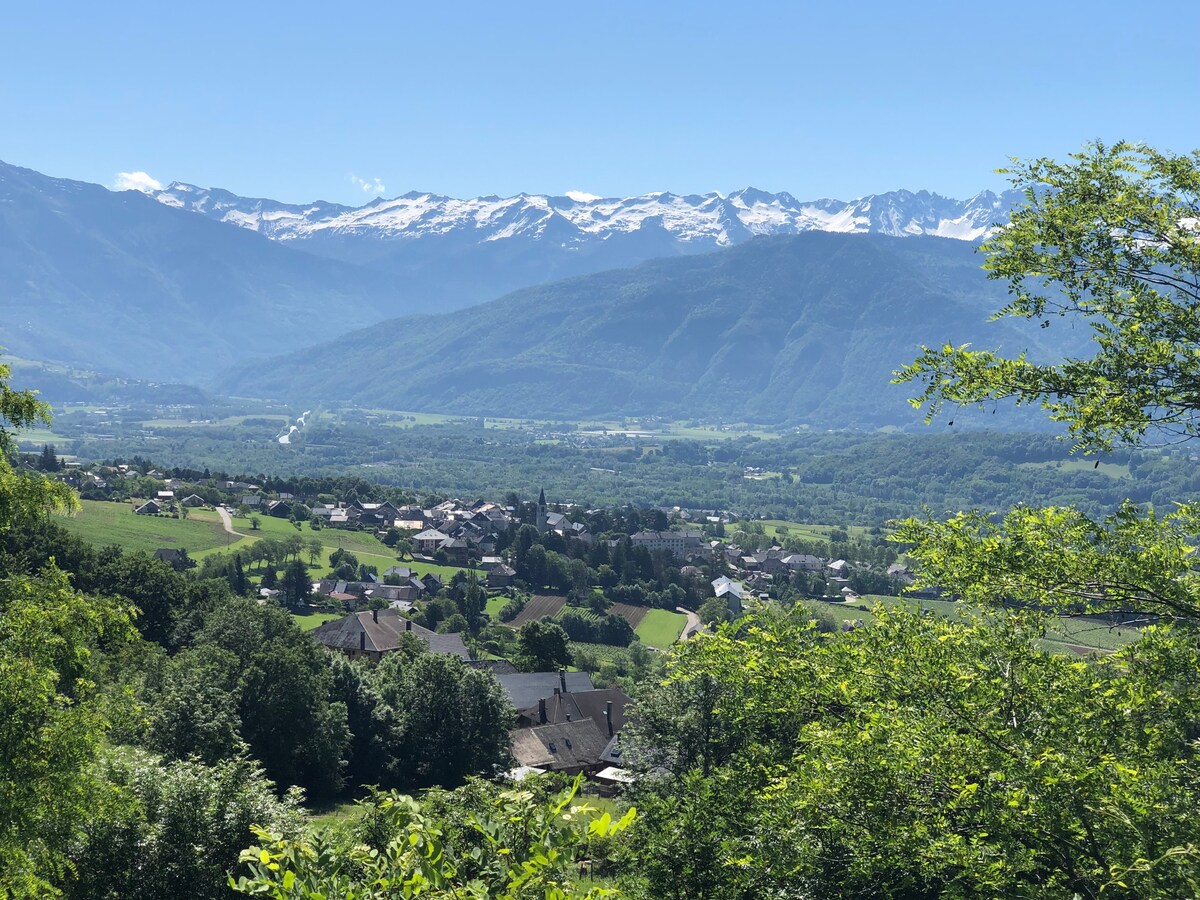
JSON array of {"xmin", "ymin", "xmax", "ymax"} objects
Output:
[
  {"xmin": 495, "ymin": 672, "xmax": 595, "ymax": 710},
  {"xmin": 310, "ymin": 608, "xmax": 469, "ymax": 659},
  {"xmin": 510, "ymin": 720, "xmax": 612, "ymax": 771}
]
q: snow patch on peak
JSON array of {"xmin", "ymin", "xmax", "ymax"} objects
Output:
[{"xmin": 149, "ymin": 183, "xmax": 1022, "ymax": 248}]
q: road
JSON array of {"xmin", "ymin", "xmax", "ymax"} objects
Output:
[{"xmin": 676, "ymin": 606, "xmax": 703, "ymax": 641}]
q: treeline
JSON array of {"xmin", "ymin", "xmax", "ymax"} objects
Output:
[{"xmin": 62, "ymin": 420, "xmax": 1200, "ymax": 527}]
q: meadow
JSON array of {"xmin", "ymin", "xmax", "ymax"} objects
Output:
[{"xmin": 58, "ymin": 500, "xmax": 235, "ymax": 555}]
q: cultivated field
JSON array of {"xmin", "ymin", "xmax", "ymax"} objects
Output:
[
  {"xmin": 509, "ymin": 594, "xmax": 568, "ymax": 627},
  {"xmin": 607, "ymin": 602, "xmax": 648, "ymax": 628}
]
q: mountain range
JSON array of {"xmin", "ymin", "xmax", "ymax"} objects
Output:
[
  {"xmin": 0, "ymin": 159, "xmax": 1046, "ymax": 424},
  {"xmin": 219, "ymin": 232, "xmax": 1084, "ymax": 427},
  {"xmin": 149, "ymin": 181, "xmax": 1022, "ymax": 316}
]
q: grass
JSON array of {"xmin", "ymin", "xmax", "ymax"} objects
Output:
[
  {"xmin": 727, "ymin": 519, "xmax": 873, "ymax": 543},
  {"xmin": 293, "ymin": 611, "xmax": 342, "ymax": 631},
  {"xmin": 140, "ymin": 414, "xmax": 291, "ymax": 429},
  {"xmin": 63, "ymin": 502, "xmax": 471, "ymax": 585},
  {"xmin": 15, "ymin": 427, "xmax": 73, "ymax": 449},
  {"xmin": 820, "ymin": 593, "xmax": 1143, "ymax": 655},
  {"xmin": 634, "ymin": 609, "xmax": 687, "ymax": 648},
  {"xmin": 485, "ymin": 596, "xmax": 512, "ymax": 619},
  {"xmin": 57, "ymin": 500, "xmax": 235, "ymax": 555},
  {"xmin": 306, "ymin": 800, "xmax": 365, "ymax": 836},
  {"xmin": 195, "ymin": 513, "xmax": 462, "ymax": 579},
  {"xmin": 1016, "ymin": 459, "xmax": 1130, "ymax": 478}
]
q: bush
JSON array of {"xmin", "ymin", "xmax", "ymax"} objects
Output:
[
  {"xmin": 557, "ymin": 609, "xmax": 634, "ymax": 646},
  {"xmin": 498, "ymin": 596, "xmax": 526, "ymax": 622}
]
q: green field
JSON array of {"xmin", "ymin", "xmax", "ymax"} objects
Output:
[
  {"xmin": 293, "ymin": 611, "xmax": 342, "ymax": 631},
  {"xmin": 1017, "ymin": 459, "xmax": 1129, "ymax": 478},
  {"xmin": 728, "ymin": 519, "xmax": 873, "ymax": 542},
  {"xmin": 485, "ymin": 596, "xmax": 512, "ymax": 619},
  {"xmin": 199, "ymin": 513, "xmax": 462, "ymax": 580},
  {"xmin": 60, "ymin": 501, "xmax": 468, "ymax": 583},
  {"xmin": 58, "ymin": 500, "xmax": 235, "ymax": 555},
  {"xmin": 806, "ymin": 594, "xmax": 1143, "ymax": 655},
  {"xmin": 634, "ymin": 609, "xmax": 687, "ymax": 648}
]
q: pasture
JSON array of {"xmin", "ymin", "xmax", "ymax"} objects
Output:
[{"xmin": 58, "ymin": 500, "xmax": 234, "ymax": 555}]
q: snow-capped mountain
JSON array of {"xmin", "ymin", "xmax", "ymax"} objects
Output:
[{"xmin": 151, "ymin": 183, "xmax": 1020, "ymax": 248}]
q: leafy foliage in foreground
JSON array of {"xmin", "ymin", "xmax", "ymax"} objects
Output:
[
  {"xmin": 624, "ymin": 610, "xmax": 1200, "ymax": 899},
  {"xmin": 232, "ymin": 776, "xmax": 634, "ymax": 899},
  {"xmin": 897, "ymin": 141, "xmax": 1200, "ymax": 452}
]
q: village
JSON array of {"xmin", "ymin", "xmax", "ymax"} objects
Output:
[{"xmin": 32, "ymin": 451, "xmax": 913, "ymax": 791}]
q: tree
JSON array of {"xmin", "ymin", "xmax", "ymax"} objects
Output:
[
  {"xmin": 37, "ymin": 443, "xmax": 58, "ymax": 472},
  {"xmin": 514, "ymin": 619, "xmax": 571, "ymax": 672},
  {"xmin": 67, "ymin": 746, "xmax": 302, "ymax": 900},
  {"xmin": 626, "ymin": 611, "xmax": 1200, "ymax": 899},
  {"xmin": 890, "ymin": 142, "xmax": 1200, "ymax": 628},
  {"xmin": 896, "ymin": 141, "xmax": 1200, "ymax": 454},
  {"xmin": 197, "ymin": 600, "xmax": 348, "ymax": 799},
  {"xmin": 0, "ymin": 568, "xmax": 133, "ymax": 895},
  {"xmin": 280, "ymin": 559, "xmax": 311, "ymax": 611},
  {"xmin": 146, "ymin": 644, "xmax": 243, "ymax": 765},
  {"xmin": 250, "ymin": 515, "xmax": 261, "ymax": 531},
  {"xmin": 374, "ymin": 652, "xmax": 513, "ymax": 788}
]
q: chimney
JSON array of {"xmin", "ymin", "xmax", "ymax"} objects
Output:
[
  {"xmin": 538, "ymin": 697, "xmax": 547, "ymax": 724},
  {"xmin": 566, "ymin": 713, "xmax": 571, "ymax": 722},
  {"xmin": 359, "ymin": 631, "xmax": 365, "ymax": 651},
  {"xmin": 605, "ymin": 700, "xmax": 614, "ymax": 737},
  {"xmin": 554, "ymin": 687, "xmax": 560, "ymax": 697},
  {"xmin": 372, "ymin": 608, "xmax": 378, "ymax": 623},
  {"xmin": 405, "ymin": 619, "xmax": 412, "ymax": 632},
  {"xmin": 559, "ymin": 668, "xmax": 567, "ymax": 692}
]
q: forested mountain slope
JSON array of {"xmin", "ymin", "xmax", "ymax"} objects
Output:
[{"xmin": 223, "ymin": 232, "xmax": 1087, "ymax": 426}]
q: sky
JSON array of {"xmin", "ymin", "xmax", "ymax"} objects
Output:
[{"xmin": 4, "ymin": 1, "xmax": 1199, "ymax": 206}]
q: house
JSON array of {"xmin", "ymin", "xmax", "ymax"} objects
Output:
[
  {"xmin": 494, "ymin": 671, "xmax": 596, "ymax": 710},
  {"xmin": 783, "ymin": 554, "xmax": 824, "ymax": 573},
  {"xmin": 268, "ymin": 499, "xmax": 293, "ymax": 519},
  {"xmin": 508, "ymin": 681, "xmax": 632, "ymax": 775},
  {"xmin": 414, "ymin": 528, "xmax": 451, "ymax": 555},
  {"xmin": 630, "ymin": 530, "xmax": 704, "ymax": 559},
  {"xmin": 310, "ymin": 608, "xmax": 470, "ymax": 663},
  {"xmin": 240, "ymin": 494, "xmax": 261, "ymax": 508},
  {"xmin": 180, "ymin": 493, "xmax": 206, "ymax": 508},
  {"xmin": 516, "ymin": 686, "xmax": 631, "ymax": 734},
  {"xmin": 134, "ymin": 499, "xmax": 161, "ymax": 515},
  {"xmin": 440, "ymin": 537, "xmax": 471, "ymax": 565},
  {"xmin": 487, "ymin": 563, "xmax": 516, "ymax": 589},
  {"xmin": 156, "ymin": 490, "xmax": 175, "ymax": 501},
  {"xmin": 509, "ymin": 720, "xmax": 614, "ymax": 775},
  {"xmin": 152, "ymin": 548, "xmax": 185, "ymax": 567},
  {"xmin": 712, "ymin": 576, "xmax": 748, "ymax": 614}
]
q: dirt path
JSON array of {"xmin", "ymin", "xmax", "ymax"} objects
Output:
[
  {"xmin": 215, "ymin": 505, "xmax": 250, "ymax": 539},
  {"xmin": 677, "ymin": 606, "xmax": 703, "ymax": 641}
]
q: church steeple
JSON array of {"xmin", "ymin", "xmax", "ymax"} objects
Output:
[{"xmin": 536, "ymin": 488, "xmax": 548, "ymax": 533}]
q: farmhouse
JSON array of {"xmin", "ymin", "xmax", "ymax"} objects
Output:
[{"xmin": 310, "ymin": 608, "xmax": 469, "ymax": 663}]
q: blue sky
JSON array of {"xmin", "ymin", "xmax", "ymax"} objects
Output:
[{"xmin": 4, "ymin": 1, "xmax": 1198, "ymax": 205}]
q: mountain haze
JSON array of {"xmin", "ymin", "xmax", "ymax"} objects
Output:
[
  {"xmin": 220, "ymin": 233, "xmax": 1081, "ymax": 426},
  {"xmin": 0, "ymin": 162, "xmax": 401, "ymax": 381}
]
